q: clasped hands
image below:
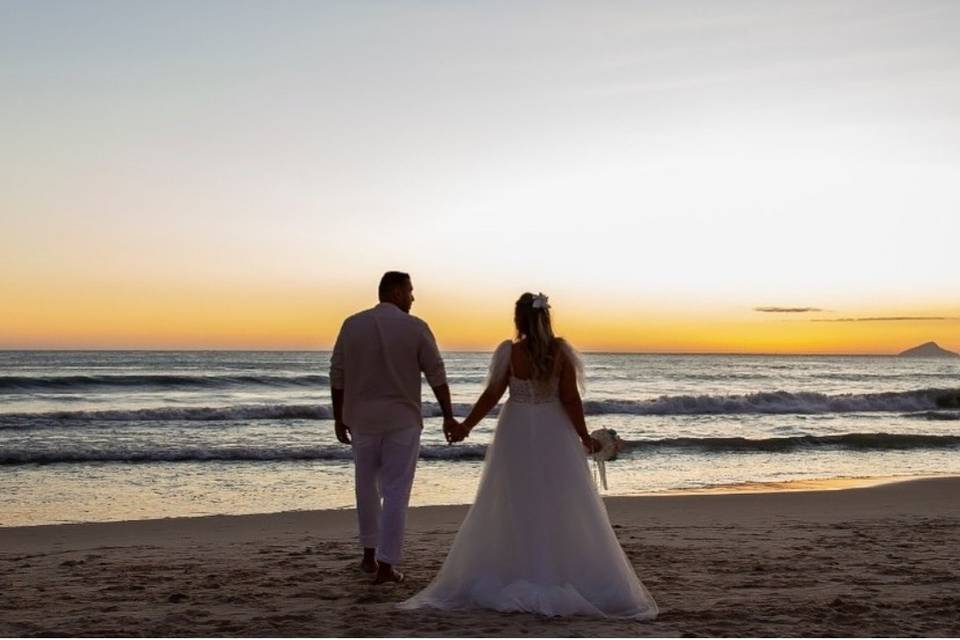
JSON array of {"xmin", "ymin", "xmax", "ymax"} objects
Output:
[
  {"xmin": 337, "ymin": 418, "xmax": 467, "ymax": 445},
  {"xmin": 443, "ymin": 416, "xmax": 469, "ymax": 444}
]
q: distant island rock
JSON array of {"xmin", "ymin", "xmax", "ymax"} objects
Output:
[{"xmin": 898, "ymin": 342, "xmax": 960, "ymax": 358}]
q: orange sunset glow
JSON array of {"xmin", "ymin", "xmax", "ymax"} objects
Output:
[
  {"xmin": 2, "ymin": 2, "xmax": 958, "ymax": 354},
  {"xmin": 4, "ymin": 276, "xmax": 957, "ymax": 353}
]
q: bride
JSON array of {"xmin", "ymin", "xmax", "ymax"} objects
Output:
[{"xmin": 399, "ymin": 292, "xmax": 658, "ymax": 619}]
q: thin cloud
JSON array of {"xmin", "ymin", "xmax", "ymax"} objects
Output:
[
  {"xmin": 811, "ymin": 316, "xmax": 958, "ymax": 323},
  {"xmin": 754, "ymin": 307, "xmax": 825, "ymax": 313}
]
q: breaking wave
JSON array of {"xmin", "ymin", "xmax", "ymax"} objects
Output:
[
  {"xmin": 581, "ymin": 388, "xmax": 960, "ymax": 415},
  {"xmin": 2, "ymin": 433, "xmax": 958, "ymax": 465},
  {"xmin": 2, "ymin": 388, "xmax": 959, "ymax": 429},
  {"xmin": 0, "ymin": 374, "xmax": 328, "ymax": 392}
]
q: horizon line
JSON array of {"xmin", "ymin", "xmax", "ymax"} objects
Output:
[{"xmin": 0, "ymin": 347, "xmax": 935, "ymax": 357}]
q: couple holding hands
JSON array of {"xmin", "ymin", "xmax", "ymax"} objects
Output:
[{"xmin": 330, "ymin": 271, "xmax": 657, "ymax": 619}]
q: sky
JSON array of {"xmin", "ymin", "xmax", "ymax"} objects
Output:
[{"xmin": 2, "ymin": 0, "xmax": 959, "ymax": 352}]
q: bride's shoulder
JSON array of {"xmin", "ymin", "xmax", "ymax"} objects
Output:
[
  {"xmin": 553, "ymin": 337, "xmax": 582, "ymax": 363},
  {"xmin": 490, "ymin": 340, "xmax": 513, "ymax": 364},
  {"xmin": 487, "ymin": 340, "xmax": 514, "ymax": 380},
  {"xmin": 553, "ymin": 336, "xmax": 577, "ymax": 353}
]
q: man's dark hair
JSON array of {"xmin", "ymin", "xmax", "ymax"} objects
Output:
[{"xmin": 378, "ymin": 271, "xmax": 411, "ymax": 301}]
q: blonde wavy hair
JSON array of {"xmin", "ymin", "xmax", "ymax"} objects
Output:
[{"xmin": 514, "ymin": 292, "xmax": 558, "ymax": 382}]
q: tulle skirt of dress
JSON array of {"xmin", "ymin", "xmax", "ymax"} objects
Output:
[{"xmin": 398, "ymin": 400, "xmax": 658, "ymax": 619}]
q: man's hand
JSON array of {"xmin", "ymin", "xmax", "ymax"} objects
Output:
[
  {"xmin": 335, "ymin": 420, "xmax": 352, "ymax": 445},
  {"xmin": 443, "ymin": 417, "xmax": 463, "ymax": 444}
]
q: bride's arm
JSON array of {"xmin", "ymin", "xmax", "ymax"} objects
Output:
[
  {"xmin": 459, "ymin": 340, "xmax": 511, "ymax": 437},
  {"xmin": 461, "ymin": 376, "xmax": 508, "ymax": 435},
  {"xmin": 559, "ymin": 354, "xmax": 600, "ymax": 452}
]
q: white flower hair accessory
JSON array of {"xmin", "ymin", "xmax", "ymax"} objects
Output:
[{"xmin": 531, "ymin": 293, "xmax": 550, "ymax": 310}]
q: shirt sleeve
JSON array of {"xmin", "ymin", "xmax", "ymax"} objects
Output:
[
  {"xmin": 418, "ymin": 322, "xmax": 448, "ymax": 387},
  {"xmin": 329, "ymin": 322, "xmax": 346, "ymax": 390}
]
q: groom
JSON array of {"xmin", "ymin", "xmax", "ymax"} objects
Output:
[{"xmin": 329, "ymin": 271, "xmax": 459, "ymax": 584}]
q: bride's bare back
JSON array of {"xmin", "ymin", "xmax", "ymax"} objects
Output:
[{"xmin": 508, "ymin": 339, "xmax": 559, "ymax": 381}]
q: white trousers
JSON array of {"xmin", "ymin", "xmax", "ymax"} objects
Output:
[{"xmin": 351, "ymin": 425, "xmax": 421, "ymax": 565}]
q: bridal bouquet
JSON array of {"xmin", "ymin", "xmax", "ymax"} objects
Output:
[{"xmin": 589, "ymin": 427, "xmax": 624, "ymax": 491}]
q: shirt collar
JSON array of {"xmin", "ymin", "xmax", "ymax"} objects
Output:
[{"xmin": 374, "ymin": 301, "xmax": 405, "ymax": 315}]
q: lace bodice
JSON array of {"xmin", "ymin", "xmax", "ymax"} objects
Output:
[
  {"xmin": 508, "ymin": 375, "xmax": 560, "ymax": 404},
  {"xmin": 487, "ymin": 339, "xmax": 582, "ymax": 404}
]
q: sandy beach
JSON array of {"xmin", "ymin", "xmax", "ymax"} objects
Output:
[{"xmin": 1, "ymin": 476, "xmax": 958, "ymax": 637}]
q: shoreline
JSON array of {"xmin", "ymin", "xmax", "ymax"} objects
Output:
[
  {"xmin": 641, "ymin": 472, "xmax": 943, "ymax": 495},
  {"xmin": 2, "ymin": 476, "xmax": 958, "ymax": 636},
  {"xmin": 1, "ymin": 473, "xmax": 948, "ymax": 531}
]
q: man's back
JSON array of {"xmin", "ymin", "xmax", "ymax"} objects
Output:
[{"xmin": 330, "ymin": 302, "xmax": 446, "ymax": 434}]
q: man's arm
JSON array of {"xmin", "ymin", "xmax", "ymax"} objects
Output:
[
  {"xmin": 431, "ymin": 383, "xmax": 455, "ymax": 422},
  {"xmin": 432, "ymin": 383, "xmax": 459, "ymax": 444},
  {"xmin": 331, "ymin": 387, "xmax": 349, "ymax": 443},
  {"xmin": 418, "ymin": 322, "xmax": 458, "ymax": 439},
  {"xmin": 330, "ymin": 325, "xmax": 351, "ymax": 444}
]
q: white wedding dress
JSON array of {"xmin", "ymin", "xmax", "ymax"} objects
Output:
[{"xmin": 399, "ymin": 340, "xmax": 658, "ymax": 619}]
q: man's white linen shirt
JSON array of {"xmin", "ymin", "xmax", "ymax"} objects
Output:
[{"xmin": 329, "ymin": 302, "xmax": 447, "ymax": 434}]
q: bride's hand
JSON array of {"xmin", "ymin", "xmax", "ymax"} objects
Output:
[{"xmin": 581, "ymin": 435, "xmax": 602, "ymax": 455}]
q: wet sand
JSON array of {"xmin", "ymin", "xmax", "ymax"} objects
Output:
[{"xmin": 1, "ymin": 476, "xmax": 958, "ymax": 637}]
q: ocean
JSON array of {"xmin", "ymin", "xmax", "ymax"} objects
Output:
[{"xmin": 1, "ymin": 350, "xmax": 958, "ymax": 526}]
